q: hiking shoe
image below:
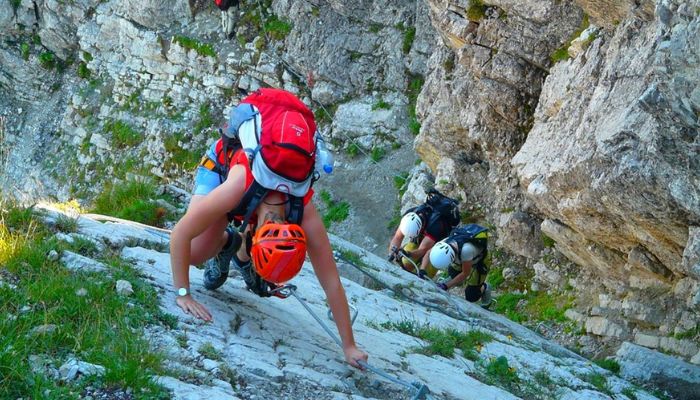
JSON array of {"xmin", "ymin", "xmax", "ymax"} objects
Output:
[
  {"xmin": 233, "ymin": 254, "xmax": 255, "ymax": 288},
  {"xmin": 203, "ymin": 227, "xmax": 238, "ymax": 290},
  {"xmin": 480, "ymin": 283, "xmax": 493, "ymax": 308}
]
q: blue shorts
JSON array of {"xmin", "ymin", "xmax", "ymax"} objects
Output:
[{"xmin": 192, "ymin": 166, "xmax": 223, "ymax": 196}]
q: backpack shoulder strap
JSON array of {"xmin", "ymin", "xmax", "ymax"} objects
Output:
[
  {"xmin": 285, "ymin": 195, "xmax": 304, "ymax": 225},
  {"xmin": 229, "ymin": 180, "xmax": 270, "ymax": 233},
  {"xmin": 228, "ymin": 180, "xmax": 306, "ymax": 231}
]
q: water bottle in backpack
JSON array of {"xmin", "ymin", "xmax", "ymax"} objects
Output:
[{"xmin": 315, "ymin": 137, "xmax": 334, "ymax": 174}]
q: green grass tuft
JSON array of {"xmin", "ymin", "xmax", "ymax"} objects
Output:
[
  {"xmin": 105, "ymin": 120, "xmax": 143, "ymax": 148},
  {"xmin": 198, "ymin": 342, "xmax": 223, "ymax": 361},
  {"xmin": 264, "ymin": 15, "xmax": 293, "ymax": 41},
  {"xmin": 406, "ymin": 75, "xmax": 424, "ymax": 135},
  {"xmin": 393, "ymin": 172, "xmax": 409, "ymax": 197},
  {"xmin": 381, "ymin": 320, "xmax": 493, "ymax": 359},
  {"xmin": 549, "ymin": 15, "xmax": 590, "ymax": 64},
  {"xmin": 372, "ymin": 99, "xmax": 391, "ymax": 111},
  {"xmin": 91, "ymin": 180, "xmax": 168, "ymax": 227},
  {"xmin": 594, "ymin": 358, "xmax": 620, "ymax": 374},
  {"xmin": 20, "ymin": 43, "xmax": 29, "ymax": 61},
  {"xmin": 173, "ymin": 35, "xmax": 216, "ymax": 58},
  {"xmin": 493, "ymin": 292, "xmax": 527, "ymax": 322},
  {"xmin": 541, "ymin": 233, "xmax": 555, "ymax": 248},
  {"xmin": 38, "ymin": 51, "xmax": 55, "ymax": 69},
  {"xmin": 466, "ymin": 0, "xmax": 487, "ymax": 21},
  {"xmin": 54, "ymin": 215, "xmax": 79, "ymax": 233},
  {"xmin": 0, "ymin": 206, "xmax": 170, "ymax": 399},
  {"xmin": 164, "ymin": 131, "xmax": 201, "ymax": 170},
  {"xmin": 486, "ymin": 266, "xmax": 505, "ymax": 290},
  {"xmin": 402, "ymin": 26, "xmax": 416, "ymax": 54},
  {"xmin": 194, "ymin": 103, "xmax": 215, "ymax": 135},
  {"xmin": 347, "ymin": 142, "xmax": 361, "ymax": 158},
  {"xmin": 77, "ymin": 62, "xmax": 91, "ymax": 79},
  {"xmin": 318, "ymin": 190, "xmax": 351, "ymax": 228},
  {"xmin": 583, "ymin": 372, "xmax": 610, "ymax": 393},
  {"xmin": 370, "ymin": 147, "xmax": 386, "ymax": 162},
  {"xmin": 484, "ymin": 356, "xmax": 520, "ymax": 388}
]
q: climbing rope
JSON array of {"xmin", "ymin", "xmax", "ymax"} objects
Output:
[
  {"xmin": 270, "ymin": 284, "xmax": 432, "ymax": 400},
  {"xmin": 334, "ymin": 250, "xmax": 480, "ymax": 324},
  {"xmin": 399, "ymin": 254, "xmax": 485, "ymax": 316}
]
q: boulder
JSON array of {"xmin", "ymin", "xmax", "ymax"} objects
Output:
[{"xmin": 617, "ymin": 342, "xmax": 700, "ymax": 400}]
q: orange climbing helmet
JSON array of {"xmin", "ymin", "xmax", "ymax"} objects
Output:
[{"xmin": 251, "ymin": 221, "xmax": 307, "ymax": 284}]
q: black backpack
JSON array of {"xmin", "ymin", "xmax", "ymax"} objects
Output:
[
  {"xmin": 448, "ymin": 224, "xmax": 488, "ymax": 267},
  {"xmin": 425, "ymin": 188, "xmax": 460, "ymax": 229}
]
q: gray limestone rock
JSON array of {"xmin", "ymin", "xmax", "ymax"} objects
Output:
[
  {"xmin": 116, "ymin": 0, "xmax": 191, "ymax": 30},
  {"xmin": 59, "ymin": 358, "xmax": 106, "ymax": 381},
  {"xmin": 61, "ymin": 251, "xmax": 108, "ymax": 273},
  {"xmin": 115, "ymin": 280, "xmax": 134, "ymax": 296},
  {"xmin": 617, "ymin": 342, "xmax": 700, "ymax": 400},
  {"xmin": 497, "ymin": 211, "xmax": 544, "ymax": 259}
]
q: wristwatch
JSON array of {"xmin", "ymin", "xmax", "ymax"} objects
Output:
[{"xmin": 177, "ymin": 287, "xmax": 190, "ymax": 297}]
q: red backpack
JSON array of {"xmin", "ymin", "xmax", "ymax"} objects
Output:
[{"xmin": 219, "ymin": 88, "xmax": 318, "ymax": 231}]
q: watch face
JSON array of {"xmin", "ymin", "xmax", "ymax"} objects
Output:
[{"xmin": 178, "ymin": 287, "xmax": 188, "ymax": 296}]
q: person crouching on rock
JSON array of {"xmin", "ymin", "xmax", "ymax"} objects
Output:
[
  {"xmin": 423, "ymin": 224, "xmax": 493, "ymax": 308},
  {"xmin": 169, "ymin": 88, "xmax": 368, "ymax": 368}
]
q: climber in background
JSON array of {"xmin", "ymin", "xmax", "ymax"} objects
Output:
[
  {"xmin": 387, "ymin": 188, "xmax": 460, "ymax": 277},
  {"xmin": 214, "ymin": 0, "xmax": 240, "ymax": 39},
  {"xmin": 424, "ymin": 223, "xmax": 493, "ymax": 308}
]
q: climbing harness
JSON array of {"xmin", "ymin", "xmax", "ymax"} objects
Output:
[{"xmin": 270, "ymin": 284, "xmax": 432, "ymax": 400}]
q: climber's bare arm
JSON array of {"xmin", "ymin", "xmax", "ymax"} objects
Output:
[
  {"xmin": 170, "ymin": 165, "xmax": 247, "ymax": 321},
  {"xmin": 303, "ymin": 203, "xmax": 368, "ymax": 368}
]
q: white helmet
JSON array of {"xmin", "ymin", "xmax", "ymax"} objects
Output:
[
  {"xmin": 399, "ymin": 212, "xmax": 423, "ymax": 238},
  {"xmin": 430, "ymin": 241, "xmax": 456, "ymax": 270}
]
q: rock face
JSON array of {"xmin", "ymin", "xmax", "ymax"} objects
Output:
[
  {"xmin": 617, "ymin": 342, "xmax": 700, "ymax": 400},
  {"xmin": 37, "ymin": 206, "xmax": 661, "ymax": 400},
  {"xmin": 417, "ymin": 0, "xmax": 699, "ymax": 366},
  {"xmin": 1, "ymin": 0, "xmax": 698, "ymax": 389}
]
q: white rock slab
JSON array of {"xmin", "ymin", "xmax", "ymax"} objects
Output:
[
  {"xmin": 61, "ymin": 251, "xmax": 108, "ymax": 273},
  {"xmin": 155, "ymin": 376, "xmax": 240, "ymax": 400}
]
